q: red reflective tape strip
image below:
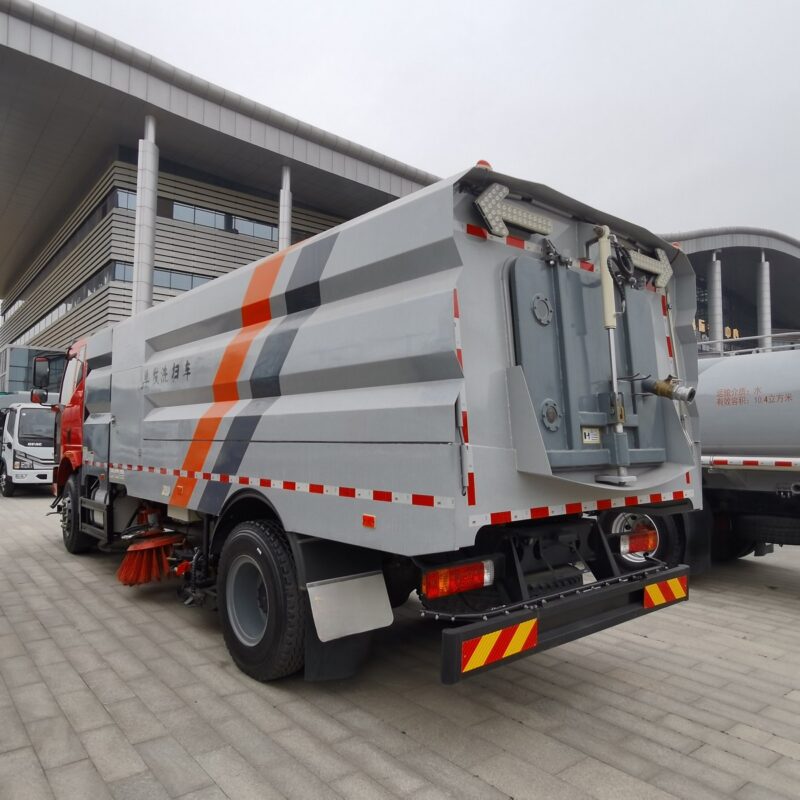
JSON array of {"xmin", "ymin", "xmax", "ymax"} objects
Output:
[
  {"xmin": 678, "ymin": 575, "xmax": 688, "ymax": 592},
  {"xmin": 219, "ymin": 474, "xmax": 230, "ymax": 484},
  {"xmin": 625, "ymin": 496, "xmax": 639, "ymax": 506},
  {"xmin": 673, "ymin": 490, "xmax": 685, "ymax": 500},
  {"xmin": 521, "ymin": 620, "xmax": 539, "ymax": 651},
  {"xmin": 506, "ymin": 236, "xmax": 525, "ymax": 249},
  {"xmin": 531, "ymin": 506, "xmax": 549, "ymax": 519},
  {"xmin": 644, "ymin": 587, "xmax": 657, "ymax": 609},
  {"xmin": 460, "ymin": 635, "xmax": 483, "ymax": 670},
  {"xmin": 466, "ymin": 224, "xmax": 488, "ymax": 239},
  {"xmin": 649, "ymin": 493, "xmax": 663, "ymax": 504},
  {"xmin": 412, "ymin": 494, "xmax": 435, "ymax": 507},
  {"xmin": 490, "ymin": 511, "xmax": 512, "ymax": 525},
  {"xmin": 456, "ymin": 349, "xmax": 464, "ymax": 369},
  {"xmin": 373, "ymin": 490, "xmax": 393, "ymax": 503},
  {"xmin": 453, "ymin": 289, "xmax": 460, "ymax": 319},
  {"xmin": 565, "ymin": 502, "xmax": 583, "ymax": 515},
  {"xmin": 661, "ymin": 294, "xmax": 668, "ymax": 316},
  {"xmin": 776, "ymin": 460, "xmax": 793, "ymax": 467},
  {"xmin": 484, "ymin": 623, "xmax": 519, "ymax": 665},
  {"xmin": 743, "ymin": 459, "xmax": 758, "ymax": 466},
  {"xmin": 467, "ymin": 472, "xmax": 476, "ymax": 506},
  {"xmin": 238, "ymin": 476, "xmax": 251, "ymax": 485},
  {"xmin": 685, "ymin": 471, "xmax": 691, "ymax": 484},
  {"xmin": 339, "ymin": 486, "xmax": 356, "ymax": 498},
  {"xmin": 461, "ymin": 411, "xmax": 470, "ymax": 444},
  {"xmin": 659, "ymin": 580, "xmax": 676, "ymax": 603},
  {"xmin": 283, "ymin": 481, "xmax": 296, "ymax": 491},
  {"xmin": 666, "ymin": 336, "xmax": 674, "ymax": 358},
  {"xmin": 309, "ymin": 483, "xmax": 324, "ymax": 494},
  {"xmin": 596, "ymin": 499, "xmax": 613, "ymax": 510},
  {"xmin": 579, "ymin": 260, "xmax": 595, "ymax": 272}
]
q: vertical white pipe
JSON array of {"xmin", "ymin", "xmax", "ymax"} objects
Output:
[
  {"xmin": 708, "ymin": 251, "xmax": 723, "ymax": 353},
  {"xmin": 278, "ymin": 165, "xmax": 292, "ymax": 251},
  {"xmin": 757, "ymin": 250, "xmax": 772, "ymax": 352},
  {"xmin": 131, "ymin": 115, "xmax": 159, "ymax": 315}
]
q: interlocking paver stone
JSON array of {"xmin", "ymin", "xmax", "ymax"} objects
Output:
[{"xmin": 4, "ymin": 495, "xmax": 800, "ymax": 800}]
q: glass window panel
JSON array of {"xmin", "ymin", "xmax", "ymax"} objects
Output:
[
  {"xmin": 234, "ymin": 217, "xmax": 254, "ymax": 237},
  {"xmin": 173, "ymin": 203, "xmax": 194, "ymax": 223},
  {"xmin": 214, "ymin": 212, "xmax": 226, "ymax": 230},
  {"xmin": 154, "ymin": 269, "xmax": 171, "ymax": 288},
  {"xmin": 157, "ymin": 196, "xmax": 173, "ymax": 218},
  {"xmin": 125, "ymin": 264, "xmax": 134, "ymax": 282},
  {"xmin": 195, "ymin": 208, "xmax": 216, "ymax": 228},
  {"xmin": 252, "ymin": 222, "xmax": 273, "ymax": 240},
  {"xmin": 192, "ymin": 275, "xmax": 211, "ymax": 288},
  {"xmin": 170, "ymin": 272, "xmax": 191, "ymax": 291}
]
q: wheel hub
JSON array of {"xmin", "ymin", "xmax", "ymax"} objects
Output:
[{"xmin": 227, "ymin": 554, "xmax": 269, "ymax": 647}]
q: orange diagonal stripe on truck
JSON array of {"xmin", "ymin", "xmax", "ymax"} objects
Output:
[{"xmin": 170, "ymin": 250, "xmax": 287, "ymax": 507}]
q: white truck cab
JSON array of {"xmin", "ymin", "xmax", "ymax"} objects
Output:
[{"xmin": 0, "ymin": 403, "xmax": 55, "ymax": 496}]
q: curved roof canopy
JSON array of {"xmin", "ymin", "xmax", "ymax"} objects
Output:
[{"xmin": 0, "ymin": 0, "xmax": 438, "ymax": 298}]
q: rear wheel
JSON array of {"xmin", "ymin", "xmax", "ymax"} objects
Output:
[
  {"xmin": 62, "ymin": 473, "xmax": 94, "ymax": 554},
  {"xmin": 734, "ymin": 515, "xmax": 800, "ymax": 546},
  {"xmin": 603, "ymin": 510, "xmax": 683, "ymax": 568},
  {"xmin": 217, "ymin": 519, "xmax": 305, "ymax": 680},
  {"xmin": 0, "ymin": 462, "xmax": 15, "ymax": 497}
]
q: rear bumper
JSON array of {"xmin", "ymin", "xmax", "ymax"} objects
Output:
[{"xmin": 441, "ymin": 565, "xmax": 688, "ymax": 683}]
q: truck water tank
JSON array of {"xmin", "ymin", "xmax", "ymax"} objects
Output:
[{"xmin": 696, "ymin": 349, "xmax": 800, "ymax": 457}]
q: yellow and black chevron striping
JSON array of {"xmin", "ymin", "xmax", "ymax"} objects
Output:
[
  {"xmin": 644, "ymin": 575, "xmax": 688, "ymax": 608},
  {"xmin": 461, "ymin": 618, "xmax": 539, "ymax": 673}
]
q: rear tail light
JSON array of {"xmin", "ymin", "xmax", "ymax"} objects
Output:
[
  {"xmin": 621, "ymin": 524, "xmax": 658, "ymax": 555},
  {"xmin": 421, "ymin": 560, "xmax": 494, "ymax": 599}
]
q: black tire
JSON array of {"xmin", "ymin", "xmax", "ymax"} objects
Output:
[
  {"xmin": 62, "ymin": 473, "xmax": 94, "ymax": 554},
  {"xmin": 734, "ymin": 515, "xmax": 800, "ymax": 546},
  {"xmin": 710, "ymin": 512, "xmax": 755, "ymax": 561},
  {"xmin": 0, "ymin": 462, "xmax": 15, "ymax": 497},
  {"xmin": 217, "ymin": 519, "xmax": 305, "ymax": 680},
  {"xmin": 601, "ymin": 510, "xmax": 683, "ymax": 569}
]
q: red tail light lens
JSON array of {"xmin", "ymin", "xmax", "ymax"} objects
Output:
[
  {"xmin": 421, "ymin": 560, "xmax": 494, "ymax": 599},
  {"xmin": 621, "ymin": 524, "xmax": 658, "ymax": 555}
]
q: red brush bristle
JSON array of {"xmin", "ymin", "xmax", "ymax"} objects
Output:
[{"xmin": 116, "ymin": 541, "xmax": 178, "ymax": 586}]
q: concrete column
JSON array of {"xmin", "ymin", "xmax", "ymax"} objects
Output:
[
  {"xmin": 757, "ymin": 250, "xmax": 772, "ymax": 351},
  {"xmin": 278, "ymin": 165, "xmax": 292, "ymax": 251},
  {"xmin": 708, "ymin": 251, "xmax": 723, "ymax": 353},
  {"xmin": 131, "ymin": 115, "xmax": 159, "ymax": 315}
]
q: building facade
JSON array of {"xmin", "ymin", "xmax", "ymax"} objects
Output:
[{"xmin": 0, "ymin": 0, "xmax": 437, "ymax": 356}]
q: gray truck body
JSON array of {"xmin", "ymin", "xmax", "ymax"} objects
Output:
[{"xmin": 80, "ymin": 166, "xmax": 699, "ymax": 557}]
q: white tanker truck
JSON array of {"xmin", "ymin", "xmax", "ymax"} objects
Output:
[{"xmin": 692, "ymin": 345, "xmax": 800, "ymax": 560}]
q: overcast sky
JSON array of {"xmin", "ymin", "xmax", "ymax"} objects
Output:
[{"xmin": 42, "ymin": 0, "xmax": 800, "ymax": 237}]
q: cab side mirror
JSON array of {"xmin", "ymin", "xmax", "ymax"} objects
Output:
[
  {"xmin": 30, "ymin": 388, "xmax": 48, "ymax": 405},
  {"xmin": 33, "ymin": 356, "xmax": 51, "ymax": 390}
]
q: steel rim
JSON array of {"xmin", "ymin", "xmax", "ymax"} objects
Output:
[
  {"xmin": 610, "ymin": 511, "xmax": 660, "ymax": 565},
  {"xmin": 227, "ymin": 553, "xmax": 269, "ymax": 647}
]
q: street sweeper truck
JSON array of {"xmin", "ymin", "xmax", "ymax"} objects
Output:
[{"xmin": 33, "ymin": 164, "xmax": 700, "ymax": 683}]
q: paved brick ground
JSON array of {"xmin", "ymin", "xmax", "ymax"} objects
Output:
[{"xmin": 2, "ymin": 494, "xmax": 800, "ymax": 799}]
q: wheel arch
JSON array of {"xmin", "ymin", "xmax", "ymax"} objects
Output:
[{"xmin": 210, "ymin": 489, "xmax": 284, "ymax": 558}]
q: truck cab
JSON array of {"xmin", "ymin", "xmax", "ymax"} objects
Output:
[{"xmin": 0, "ymin": 402, "xmax": 56, "ymax": 496}]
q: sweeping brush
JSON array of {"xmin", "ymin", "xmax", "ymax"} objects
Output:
[{"xmin": 116, "ymin": 533, "xmax": 184, "ymax": 586}]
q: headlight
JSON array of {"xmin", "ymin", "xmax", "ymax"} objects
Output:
[{"xmin": 13, "ymin": 451, "xmax": 34, "ymax": 470}]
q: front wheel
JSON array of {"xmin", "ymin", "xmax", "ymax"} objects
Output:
[
  {"xmin": 0, "ymin": 462, "xmax": 15, "ymax": 497},
  {"xmin": 217, "ymin": 519, "xmax": 306, "ymax": 681},
  {"xmin": 62, "ymin": 473, "xmax": 94, "ymax": 554}
]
